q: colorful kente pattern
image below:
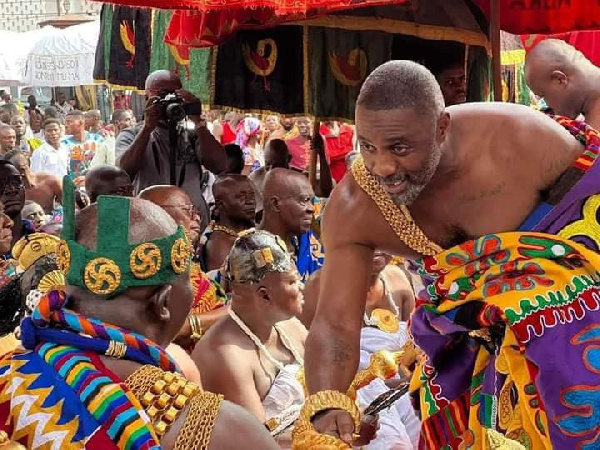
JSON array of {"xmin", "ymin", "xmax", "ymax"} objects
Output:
[
  {"xmin": 409, "ymin": 232, "xmax": 600, "ymax": 449},
  {"xmin": 0, "ymin": 289, "xmax": 181, "ymax": 448}
]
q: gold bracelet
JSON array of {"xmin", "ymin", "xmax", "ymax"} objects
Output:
[
  {"xmin": 299, "ymin": 390, "xmax": 360, "ymax": 427},
  {"xmin": 188, "ymin": 314, "xmax": 203, "ymax": 343},
  {"xmin": 292, "ymin": 390, "xmax": 361, "ymax": 449}
]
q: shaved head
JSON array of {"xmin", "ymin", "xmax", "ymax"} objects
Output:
[
  {"xmin": 262, "ymin": 168, "xmax": 314, "ymax": 235},
  {"xmin": 85, "ymin": 165, "xmax": 133, "ymax": 203},
  {"xmin": 213, "ymin": 174, "xmax": 253, "ymax": 201},
  {"xmin": 525, "ymin": 39, "xmax": 598, "ymax": 118},
  {"xmin": 212, "ymin": 175, "xmax": 256, "ymax": 225},
  {"xmin": 357, "ymin": 60, "xmax": 445, "ymax": 114},
  {"xmin": 145, "ymin": 70, "xmax": 182, "ymax": 95},
  {"xmin": 139, "ymin": 185, "xmax": 191, "ymax": 206}
]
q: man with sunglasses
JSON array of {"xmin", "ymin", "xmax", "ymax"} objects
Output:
[
  {"xmin": 85, "ymin": 164, "xmax": 134, "ymax": 203},
  {"xmin": 0, "ymin": 160, "xmax": 30, "ymax": 247}
]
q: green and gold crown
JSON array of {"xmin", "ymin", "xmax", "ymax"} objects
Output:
[{"xmin": 57, "ymin": 177, "xmax": 192, "ymax": 297}]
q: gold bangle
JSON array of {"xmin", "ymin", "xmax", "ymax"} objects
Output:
[
  {"xmin": 292, "ymin": 391, "xmax": 360, "ymax": 449},
  {"xmin": 188, "ymin": 314, "xmax": 203, "ymax": 342},
  {"xmin": 299, "ymin": 390, "xmax": 360, "ymax": 429}
]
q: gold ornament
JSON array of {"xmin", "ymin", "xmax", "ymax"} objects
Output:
[
  {"xmin": 347, "ymin": 350, "xmax": 404, "ymax": 401},
  {"xmin": 105, "ymin": 340, "xmax": 127, "ymax": 359},
  {"xmin": 174, "ymin": 391, "xmax": 222, "ymax": 450},
  {"xmin": 84, "ymin": 257, "xmax": 121, "ymax": 295},
  {"xmin": 37, "ymin": 270, "xmax": 66, "ymax": 293},
  {"xmin": 125, "ymin": 365, "xmax": 203, "ymax": 440},
  {"xmin": 171, "ymin": 238, "xmax": 191, "ymax": 274},
  {"xmin": 130, "ymin": 243, "xmax": 162, "ymax": 279},
  {"xmin": 56, "ymin": 240, "xmax": 71, "ymax": 275},
  {"xmin": 351, "ymin": 156, "xmax": 443, "ymax": 256},
  {"xmin": 368, "ymin": 308, "xmax": 400, "ymax": 333},
  {"xmin": 292, "ymin": 390, "xmax": 360, "ymax": 450}
]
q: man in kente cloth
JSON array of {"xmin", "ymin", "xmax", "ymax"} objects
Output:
[
  {"xmin": 0, "ymin": 177, "xmax": 278, "ymax": 449},
  {"xmin": 295, "ymin": 60, "xmax": 600, "ymax": 449}
]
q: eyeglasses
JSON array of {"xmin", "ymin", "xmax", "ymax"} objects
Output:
[
  {"xmin": 162, "ymin": 204, "xmax": 198, "ymax": 220},
  {"xmin": 0, "ymin": 175, "xmax": 24, "ymax": 194}
]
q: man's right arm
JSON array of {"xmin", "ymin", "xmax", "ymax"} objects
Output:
[
  {"xmin": 117, "ymin": 96, "xmax": 161, "ymax": 178},
  {"xmin": 116, "ymin": 125, "xmax": 151, "ymax": 178},
  {"xmin": 303, "ymin": 200, "xmax": 374, "ymax": 441}
]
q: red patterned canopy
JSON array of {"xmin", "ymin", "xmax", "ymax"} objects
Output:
[
  {"xmin": 475, "ymin": 0, "xmax": 600, "ymax": 35},
  {"xmin": 90, "ymin": 0, "xmax": 399, "ymax": 13}
]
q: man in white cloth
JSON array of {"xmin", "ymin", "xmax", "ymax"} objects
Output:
[{"xmin": 193, "ymin": 229, "xmax": 306, "ymax": 446}]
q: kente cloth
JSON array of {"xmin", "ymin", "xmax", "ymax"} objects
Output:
[
  {"xmin": 409, "ymin": 233, "xmax": 600, "ymax": 449},
  {"xmin": 93, "ymin": 4, "xmax": 151, "ymax": 90},
  {"xmin": 519, "ymin": 117, "xmax": 600, "ymax": 250},
  {"xmin": 0, "ymin": 290, "xmax": 180, "ymax": 448},
  {"xmin": 189, "ymin": 262, "xmax": 228, "ymax": 315},
  {"xmin": 0, "ymin": 347, "xmax": 160, "ymax": 449}
]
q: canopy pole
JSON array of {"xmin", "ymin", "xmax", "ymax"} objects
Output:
[
  {"xmin": 490, "ymin": 0, "xmax": 502, "ymax": 101},
  {"xmin": 309, "ymin": 120, "xmax": 320, "ymax": 189}
]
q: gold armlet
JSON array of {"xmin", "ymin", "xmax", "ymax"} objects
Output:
[
  {"xmin": 188, "ymin": 314, "xmax": 203, "ymax": 343},
  {"xmin": 125, "ymin": 365, "xmax": 201, "ymax": 438},
  {"xmin": 291, "ymin": 391, "xmax": 360, "ymax": 450},
  {"xmin": 174, "ymin": 392, "xmax": 222, "ymax": 450}
]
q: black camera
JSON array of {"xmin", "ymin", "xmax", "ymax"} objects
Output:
[{"xmin": 157, "ymin": 93, "xmax": 202, "ymax": 122}]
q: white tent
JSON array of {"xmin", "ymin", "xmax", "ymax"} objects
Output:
[
  {"xmin": 0, "ymin": 28, "xmax": 47, "ymax": 86},
  {"xmin": 22, "ymin": 20, "xmax": 99, "ymax": 87}
]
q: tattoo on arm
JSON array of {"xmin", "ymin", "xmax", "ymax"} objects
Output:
[{"xmin": 330, "ymin": 338, "xmax": 351, "ymax": 366}]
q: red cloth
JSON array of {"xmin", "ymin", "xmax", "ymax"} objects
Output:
[
  {"xmin": 163, "ymin": 0, "xmax": 406, "ymax": 47},
  {"xmin": 475, "ymin": 0, "xmax": 600, "ymax": 35},
  {"xmin": 221, "ymin": 122, "xmax": 236, "ymax": 145},
  {"xmin": 522, "ymin": 31, "xmax": 600, "ymax": 67},
  {"xmin": 285, "ymin": 135, "xmax": 311, "ymax": 171},
  {"xmin": 320, "ymin": 123, "xmax": 353, "ymax": 182}
]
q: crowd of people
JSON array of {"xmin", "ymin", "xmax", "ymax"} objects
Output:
[{"xmin": 0, "ymin": 38, "xmax": 594, "ymax": 450}]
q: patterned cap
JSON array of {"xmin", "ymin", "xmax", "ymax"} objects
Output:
[{"xmin": 225, "ymin": 229, "xmax": 294, "ymax": 284}]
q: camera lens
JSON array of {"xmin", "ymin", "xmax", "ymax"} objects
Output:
[{"xmin": 165, "ymin": 103, "xmax": 186, "ymax": 122}]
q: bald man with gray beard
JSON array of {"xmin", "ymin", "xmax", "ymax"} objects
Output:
[{"xmin": 301, "ymin": 59, "xmax": 597, "ymax": 446}]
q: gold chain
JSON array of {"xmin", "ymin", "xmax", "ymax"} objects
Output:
[
  {"xmin": 125, "ymin": 365, "xmax": 200, "ymax": 438},
  {"xmin": 212, "ymin": 223, "xmax": 240, "ymax": 238},
  {"xmin": 174, "ymin": 392, "xmax": 222, "ymax": 450},
  {"xmin": 351, "ymin": 156, "xmax": 443, "ymax": 256}
]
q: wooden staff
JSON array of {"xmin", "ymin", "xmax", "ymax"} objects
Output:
[
  {"xmin": 309, "ymin": 119, "xmax": 320, "ymax": 188},
  {"xmin": 491, "ymin": 0, "xmax": 502, "ymax": 101}
]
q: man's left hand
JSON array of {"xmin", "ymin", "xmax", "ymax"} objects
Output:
[{"xmin": 175, "ymin": 89, "xmax": 204, "ymax": 126}]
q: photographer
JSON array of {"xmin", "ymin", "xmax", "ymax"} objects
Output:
[{"xmin": 116, "ymin": 70, "xmax": 226, "ymax": 227}]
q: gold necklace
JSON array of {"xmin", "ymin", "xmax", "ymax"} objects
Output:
[
  {"xmin": 212, "ymin": 223, "xmax": 239, "ymax": 238},
  {"xmin": 351, "ymin": 156, "xmax": 443, "ymax": 256}
]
